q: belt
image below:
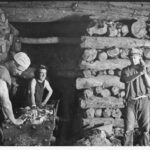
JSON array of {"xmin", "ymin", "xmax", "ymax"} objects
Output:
[{"xmin": 132, "ymin": 95, "xmax": 147, "ymax": 100}]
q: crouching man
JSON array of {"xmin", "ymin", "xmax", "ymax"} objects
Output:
[
  {"xmin": 0, "ymin": 52, "xmax": 31, "ymax": 145},
  {"xmin": 120, "ymin": 48, "xmax": 150, "ymax": 146},
  {"xmin": 29, "ymin": 64, "xmax": 53, "ymax": 109}
]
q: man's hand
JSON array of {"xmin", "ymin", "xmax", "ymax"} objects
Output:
[
  {"xmin": 0, "ymin": 79, "xmax": 25, "ymax": 125},
  {"xmin": 140, "ymin": 58, "xmax": 147, "ymax": 74},
  {"xmin": 13, "ymin": 118, "xmax": 25, "ymax": 125},
  {"xmin": 31, "ymin": 109, "xmax": 38, "ymax": 118},
  {"xmin": 41, "ymin": 102, "xmax": 46, "ymax": 107},
  {"xmin": 139, "ymin": 58, "xmax": 150, "ymax": 87}
]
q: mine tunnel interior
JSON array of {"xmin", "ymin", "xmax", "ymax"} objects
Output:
[
  {"xmin": 10, "ymin": 15, "xmax": 91, "ymax": 143},
  {"xmin": 1, "ymin": 1, "xmax": 150, "ymax": 146},
  {"xmin": 9, "ymin": 17, "xmax": 147, "ymax": 143}
]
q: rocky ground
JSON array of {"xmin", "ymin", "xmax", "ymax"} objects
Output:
[{"xmin": 72, "ymin": 125, "xmax": 147, "ymax": 146}]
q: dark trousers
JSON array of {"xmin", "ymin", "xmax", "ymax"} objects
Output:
[
  {"xmin": 124, "ymin": 97, "xmax": 149, "ymax": 146},
  {"xmin": 0, "ymin": 109, "xmax": 4, "ymax": 145}
]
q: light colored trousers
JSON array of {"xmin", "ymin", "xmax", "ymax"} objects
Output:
[{"xmin": 124, "ymin": 97, "xmax": 149, "ymax": 146}]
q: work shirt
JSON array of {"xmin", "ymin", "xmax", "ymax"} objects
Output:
[
  {"xmin": 120, "ymin": 64, "xmax": 149, "ymax": 100},
  {"xmin": 0, "ymin": 65, "xmax": 11, "ymax": 123},
  {"xmin": 35, "ymin": 79, "xmax": 45, "ymax": 107},
  {"xmin": 0, "ymin": 65, "xmax": 11, "ymax": 88},
  {"xmin": 31, "ymin": 78, "xmax": 52, "ymax": 107}
]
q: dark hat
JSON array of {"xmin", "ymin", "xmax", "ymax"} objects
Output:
[{"xmin": 38, "ymin": 64, "xmax": 48, "ymax": 71}]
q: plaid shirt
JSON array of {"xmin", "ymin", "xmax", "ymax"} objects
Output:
[{"xmin": 120, "ymin": 64, "xmax": 149, "ymax": 100}]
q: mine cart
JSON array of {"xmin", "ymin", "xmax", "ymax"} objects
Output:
[{"xmin": 2, "ymin": 100, "xmax": 60, "ymax": 146}]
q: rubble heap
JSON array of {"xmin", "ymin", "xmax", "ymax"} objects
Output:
[
  {"xmin": 74, "ymin": 128, "xmax": 122, "ymax": 146},
  {"xmin": 3, "ymin": 105, "xmax": 55, "ymax": 146},
  {"xmin": 18, "ymin": 106, "xmax": 54, "ymax": 125}
]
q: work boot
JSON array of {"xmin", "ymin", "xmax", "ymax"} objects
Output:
[
  {"xmin": 139, "ymin": 132, "xmax": 149, "ymax": 146},
  {"xmin": 124, "ymin": 130, "xmax": 134, "ymax": 146},
  {"xmin": 0, "ymin": 127, "xmax": 4, "ymax": 145}
]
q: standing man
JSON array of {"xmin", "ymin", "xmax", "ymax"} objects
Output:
[
  {"xmin": 30, "ymin": 64, "xmax": 53, "ymax": 108},
  {"xmin": 120, "ymin": 48, "xmax": 150, "ymax": 146},
  {"xmin": 0, "ymin": 52, "xmax": 31, "ymax": 144}
]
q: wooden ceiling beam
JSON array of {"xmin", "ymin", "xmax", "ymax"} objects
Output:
[
  {"xmin": 19, "ymin": 37, "xmax": 81, "ymax": 44},
  {"xmin": 0, "ymin": 1, "xmax": 150, "ymax": 22}
]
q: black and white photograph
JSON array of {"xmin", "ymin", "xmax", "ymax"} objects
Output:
[{"xmin": 0, "ymin": 0, "xmax": 149, "ymax": 147}]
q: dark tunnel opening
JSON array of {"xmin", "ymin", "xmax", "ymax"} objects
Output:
[{"xmin": 9, "ymin": 15, "xmax": 91, "ymax": 145}]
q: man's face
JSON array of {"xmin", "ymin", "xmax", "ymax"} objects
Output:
[
  {"xmin": 38, "ymin": 69, "xmax": 47, "ymax": 82},
  {"xmin": 9, "ymin": 61, "xmax": 24, "ymax": 76},
  {"xmin": 15, "ymin": 67, "xmax": 23, "ymax": 76},
  {"xmin": 14, "ymin": 61, "xmax": 24, "ymax": 76},
  {"xmin": 130, "ymin": 54, "xmax": 141, "ymax": 65}
]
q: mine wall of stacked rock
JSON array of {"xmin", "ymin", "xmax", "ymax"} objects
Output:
[
  {"xmin": 0, "ymin": 9, "xmax": 24, "ymax": 98},
  {"xmin": 0, "ymin": 9, "xmax": 21, "ymax": 63},
  {"xmin": 75, "ymin": 18, "xmax": 150, "ymax": 146}
]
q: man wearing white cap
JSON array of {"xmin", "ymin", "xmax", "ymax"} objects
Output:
[
  {"xmin": 120, "ymin": 48, "xmax": 150, "ymax": 146},
  {"xmin": 0, "ymin": 52, "xmax": 31, "ymax": 145}
]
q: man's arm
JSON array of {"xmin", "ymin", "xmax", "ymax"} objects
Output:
[
  {"xmin": 143, "ymin": 73, "xmax": 150, "ymax": 87},
  {"xmin": 120, "ymin": 67, "xmax": 141, "ymax": 83},
  {"xmin": 42, "ymin": 80, "xmax": 53, "ymax": 106},
  {"xmin": 30, "ymin": 79, "xmax": 36, "ymax": 107},
  {"xmin": 0, "ymin": 79, "xmax": 24, "ymax": 125},
  {"xmin": 140, "ymin": 58, "xmax": 150, "ymax": 87},
  {"xmin": 121, "ymin": 73, "xmax": 141, "ymax": 83}
]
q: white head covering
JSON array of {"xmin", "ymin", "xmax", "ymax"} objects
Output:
[{"xmin": 14, "ymin": 52, "xmax": 31, "ymax": 71}]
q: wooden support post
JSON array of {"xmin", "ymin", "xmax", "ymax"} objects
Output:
[
  {"xmin": 103, "ymin": 108, "xmax": 112, "ymax": 118},
  {"xmin": 80, "ymin": 96, "xmax": 124, "ymax": 109},
  {"xmin": 107, "ymin": 69, "xmax": 114, "ymax": 75},
  {"xmin": 107, "ymin": 47, "xmax": 120, "ymax": 58},
  {"xmin": 80, "ymin": 59, "xmax": 150, "ymax": 72},
  {"xmin": 119, "ymin": 90, "xmax": 125, "ymax": 98},
  {"xmin": 80, "ymin": 59, "xmax": 131, "ymax": 71},
  {"xmin": 95, "ymin": 86, "xmax": 103, "ymax": 95},
  {"xmin": 81, "ymin": 36, "xmax": 150, "ymax": 49},
  {"xmin": 100, "ymin": 89, "xmax": 111, "ymax": 97},
  {"xmin": 82, "ymin": 49, "xmax": 97, "ymax": 62},
  {"xmin": 83, "ymin": 117, "xmax": 124, "ymax": 128},
  {"xmin": 76, "ymin": 75, "xmax": 125, "ymax": 90},
  {"xmin": 19, "ymin": 37, "xmax": 80, "ymax": 45},
  {"xmin": 97, "ymin": 52, "xmax": 108, "ymax": 61},
  {"xmin": 86, "ymin": 108, "xmax": 95, "ymax": 118},
  {"xmin": 95, "ymin": 108, "xmax": 102, "ymax": 117},
  {"xmin": 1, "ymin": 2, "xmax": 150, "ymax": 22},
  {"xmin": 83, "ymin": 88, "xmax": 94, "ymax": 99},
  {"xmin": 82, "ymin": 70, "xmax": 92, "ymax": 78},
  {"xmin": 111, "ymin": 86, "xmax": 120, "ymax": 96}
]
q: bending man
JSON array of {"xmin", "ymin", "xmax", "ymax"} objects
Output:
[{"xmin": 0, "ymin": 52, "xmax": 31, "ymax": 144}]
